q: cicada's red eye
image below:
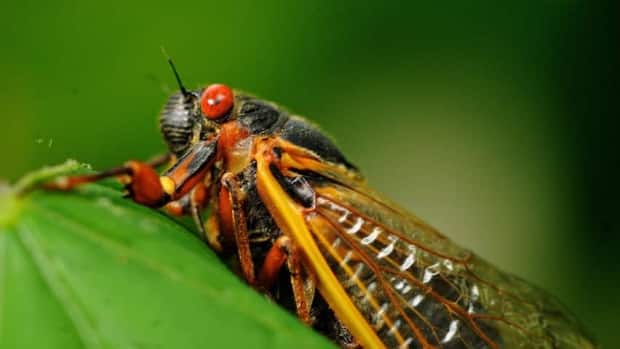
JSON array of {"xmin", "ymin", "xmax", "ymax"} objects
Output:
[{"xmin": 200, "ymin": 84, "xmax": 234, "ymax": 120}]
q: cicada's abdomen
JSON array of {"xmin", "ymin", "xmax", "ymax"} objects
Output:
[{"xmin": 159, "ymin": 91, "xmax": 200, "ymax": 156}]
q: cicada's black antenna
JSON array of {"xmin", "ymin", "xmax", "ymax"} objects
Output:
[{"xmin": 161, "ymin": 47, "xmax": 189, "ymax": 99}]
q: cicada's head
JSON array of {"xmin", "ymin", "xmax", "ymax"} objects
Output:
[
  {"xmin": 158, "ymin": 57, "xmax": 232, "ymax": 157},
  {"xmin": 158, "ymin": 56, "xmax": 356, "ymax": 184},
  {"xmin": 159, "ymin": 83, "xmax": 289, "ymax": 157}
]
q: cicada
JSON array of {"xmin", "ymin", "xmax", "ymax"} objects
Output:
[{"xmin": 44, "ymin": 61, "xmax": 596, "ymax": 349}]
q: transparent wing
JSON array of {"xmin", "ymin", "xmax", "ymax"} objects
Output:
[
  {"xmin": 302, "ymin": 173, "xmax": 596, "ymax": 349},
  {"xmin": 255, "ymin": 137, "xmax": 595, "ymax": 349}
]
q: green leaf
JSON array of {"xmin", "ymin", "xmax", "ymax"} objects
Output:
[{"xmin": 0, "ymin": 163, "xmax": 334, "ymax": 349}]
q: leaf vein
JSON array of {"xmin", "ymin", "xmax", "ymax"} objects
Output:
[{"xmin": 15, "ymin": 224, "xmax": 105, "ymax": 349}]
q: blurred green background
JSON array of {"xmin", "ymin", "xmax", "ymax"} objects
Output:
[{"xmin": 1, "ymin": 1, "xmax": 617, "ymax": 347}]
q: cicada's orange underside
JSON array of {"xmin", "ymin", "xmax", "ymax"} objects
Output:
[{"xmin": 46, "ymin": 78, "xmax": 596, "ymax": 349}]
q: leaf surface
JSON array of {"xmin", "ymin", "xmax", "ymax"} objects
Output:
[{"xmin": 0, "ymin": 164, "xmax": 333, "ymax": 349}]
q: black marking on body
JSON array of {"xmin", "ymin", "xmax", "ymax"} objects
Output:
[
  {"xmin": 237, "ymin": 162, "xmax": 282, "ymax": 245},
  {"xmin": 279, "ymin": 118, "xmax": 357, "ymax": 170},
  {"xmin": 237, "ymin": 99, "xmax": 288, "ymax": 134},
  {"xmin": 269, "ymin": 164, "xmax": 316, "ymax": 208},
  {"xmin": 164, "ymin": 140, "xmax": 217, "ymax": 192}
]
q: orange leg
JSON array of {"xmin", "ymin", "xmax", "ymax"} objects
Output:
[
  {"xmin": 188, "ymin": 183, "xmax": 209, "ymax": 240},
  {"xmin": 44, "ymin": 154, "xmax": 172, "ymax": 207},
  {"xmin": 257, "ymin": 236, "xmax": 290, "ymax": 290},
  {"xmin": 287, "ymin": 244, "xmax": 314, "ymax": 325},
  {"xmin": 164, "ymin": 182, "xmax": 210, "ymax": 240},
  {"xmin": 221, "ymin": 173, "xmax": 256, "ymax": 286},
  {"xmin": 258, "ymin": 235, "xmax": 314, "ymax": 325},
  {"xmin": 45, "ymin": 139, "xmax": 217, "ymax": 208}
]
